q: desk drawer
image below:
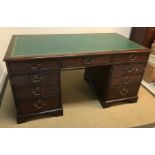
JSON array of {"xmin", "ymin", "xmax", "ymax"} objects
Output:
[
  {"xmin": 112, "ymin": 63, "xmax": 145, "ymax": 76},
  {"xmin": 113, "ymin": 53, "xmax": 149, "ymax": 63},
  {"xmin": 62, "ymin": 57, "xmax": 83, "ymax": 68},
  {"xmin": 107, "ymin": 85, "xmax": 139, "ymax": 100},
  {"xmin": 8, "ymin": 59, "xmax": 59, "ymax": 72},
  {"xmin": 11, "ymin": 71, "xmax": 59, "ymax": 87},
  {"xmin": 14, "ymin": 85, "xmax": 59, "ymax": 100},
  {"xmin": 110, "ymin": 75, "xmax": 142, "ymax": 86},
  {"xmin": 62, "ymin": 55, "xmax": 111, "ymax": 68},
  {"xmin": 18, "ymin": 96, "xmax": 60, "ymax": 114}
]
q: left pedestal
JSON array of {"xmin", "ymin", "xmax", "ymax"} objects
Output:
[{"xmin": 6, "ymin": 59, "xmax": 63, "ymax": 124}]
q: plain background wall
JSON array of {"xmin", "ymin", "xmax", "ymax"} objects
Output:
[{"xmin": 0, "ymin": 27, "xmax": 131, "ymax": 92}]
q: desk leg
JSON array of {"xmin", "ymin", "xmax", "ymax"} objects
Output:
[{"xmin": 16, "ymin": 109, "xmax": 63, "ymax": 124}]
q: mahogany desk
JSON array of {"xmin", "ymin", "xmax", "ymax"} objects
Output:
[{"xmin": 4, "ymin": 33, "xmax": 150, "ymax": 123}]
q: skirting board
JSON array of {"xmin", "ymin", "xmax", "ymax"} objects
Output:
[
  {"xmin": 141, "ymin": 54, "xmax": 155, "ymax": 96},
  {"xmin": 0, "ymin": 69, "xmax": 8, "ymax": 106},
  {"xmin": 141, "ymin": 80, "xmax": 155, "ymax": 96},
  {"xmin": 149, "ymin": 54, "xmax": 155, "ymax": 63}
]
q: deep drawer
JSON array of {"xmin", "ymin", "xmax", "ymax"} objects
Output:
[
  {"xmin": 10, "ymin": 71, "xmax": 59, "ymax": 87},
  {"xmin": 62, "ymin": 55, "xmax": 112, "ymax": 68},
  {"xmin": 18, "ymin": 96, "xmax": 61, "ymax": 114},
  {"xmin": 112, "ymin": 63, "xmax": 145, "ymax": 76},
  {"xmin": 107, "ymin": 85, "xmax": 140, "ymax": 100},
  {"xmin": 110, "ymin": 74, "xmax": 142, "ymax": 86},
  {"xmin": 113, "ymin": 53, "xmax": 149, "ymax": 63},
  {"xmin": 14, "ymin": 85, "xmax": 59, "ymax": 100},
  {"xmin": 8, "ymin": 59, "xmax": 59, "ymax": 72}
]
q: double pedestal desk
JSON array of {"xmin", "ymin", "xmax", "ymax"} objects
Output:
[{"xmin": 4, "ymin": 33, "xmax": 150, "ymax": 123}]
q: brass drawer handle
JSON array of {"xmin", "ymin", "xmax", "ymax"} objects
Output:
[
  {"xmin": 124, "ymin": 65, "xmax": 134, "ymax": 73},
  {"xmin": 32, "ymin": 87, "xmax": 44, "ymax": 96},
  {"xmin": 120, "ymin": 88, "xmax": 128, "ymax": 96},
  {"xmin": 84, "ymin": 57, "xmax": 94, "ymax": 65},
  {"xmin": 128, "ymin": 54, "xmax": 137, "ymax": 60},
  {"xmin": 33, "ymin": 99, "xmax": 46, "ymax": 109},
  {"xmin": 31, "ymin": 74, "xmax": 42, "ymax": 83},
  {"xmin": 27, "ymin": 62, "xmax": 42, "ymax": 70},
  {"xmin": 112, "ymin": 55, "xmax": 116, "ymax": 61},
  {"xmin": 123, "ymin": 76, "xmax": 132, "ymax": 84},
  {"xmin": 135, "ymin": 68, "xmax": 140, "ymax": 72}
]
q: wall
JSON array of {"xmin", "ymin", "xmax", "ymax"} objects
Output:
[{"xmin": 0, "ymin": 27, "xmax": 131, "ymax": 93}]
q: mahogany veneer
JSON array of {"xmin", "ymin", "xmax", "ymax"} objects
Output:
[{"xmin": 3, "ymin": 33, "xmax": 150, "ymax": 123}]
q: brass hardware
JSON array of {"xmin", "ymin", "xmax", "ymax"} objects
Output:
[
  {"xmin": 84, "ymin": 57, "xmax": 94, "ymax": 65},
  {"xmin": 135, "ymin": 68, "xmax": 140, "ymax": 71},
  {"xmin": 112, "ymin": 55, "xmax": 116, "ymax": 61},
  {"xmin": 31, "ymin": 74, "xmax": 42, "ymax": 83},
  {"xmin": 120, "ymin": 88, "xmax": 128, "ymax": 96},
  {"xmin": 124, "ymin": 65, "xmax": 134, "ymax": 72},
  {"xmin": 33, "ymin": 99, "xmax": 46, "ymax": 109},
  {"xmin": 32, "ymin": 87, "xmax": 44, "ymax": 96},
  {"xmin": 27, "ymin": 62, "xmax": 42, "ymax": 70},
  {"xmin": 123, "ymin": 76, "xmax": 132, "ymax": 84},
  {"xmin": 128, "ymin": 54, "xmax": 137, "ymax": 60}
]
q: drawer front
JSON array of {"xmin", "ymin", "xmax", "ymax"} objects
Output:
[
  {"xmin": 110, "ymin": 75, "xmax": 142, "ymax": 86},
  {"xmin": 113, "ymin": 53, "xmax": 149, "ymax": 63},
  {"xmin": 112, "ymin": 63, "xmax": 145, "ymax": 76},
  {"xmin": 18, "ymin": 96, "xmax": 61, "ymax": 114},
  {"xmin": 8, "ymin": 59, "xmax": 59, "ymax": 72},
  {"xmin": 62, "ymin": 57, "xmax": 83, "ymax": 68},
  {"xmin": 62, "ymin": 55, "xmax": 112, "ymax": 68},
  {"xmin": 11, "ymin": 71, "xmax": 59, "ymax": 87},
  {"xmin": 107, "ymin": 85, "xmax": 139, "ymax": 100},
  {"xmin": 14, "ymin": 85, "xmax": 59, "ymax": 100}
]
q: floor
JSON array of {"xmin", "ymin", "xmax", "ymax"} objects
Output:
[{"xmin": 0, "ymin": 70, "xmax": 155, "ymax": 128}]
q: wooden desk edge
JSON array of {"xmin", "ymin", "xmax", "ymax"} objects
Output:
[{"xmin": 4, "ymin": 49, "xmax": 150, "ymax": 62}]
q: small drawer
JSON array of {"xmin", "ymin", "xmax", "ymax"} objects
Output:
[
  {"xmin": 107, "ymin": 85, "xmax": 139, "ymax": 100},
  {"xmin": 8, "ymin": 59, "xmax": 59, "ymax": 72},
  {"xmin": 62, "ymin": 57, "xmax": 84, "ymax": 68},
  {"xmin": 18, "ymin": 96, "xmax": 61, "ymax": 114},
  {"xmin": 85, "ymin": 55, "xmax": 112, "ymax": 66},
  {"xmin": 110, "ymin": 75, "xmax": 142, "ymax": 86},
  {"xmin": 112, "ymin": 63, "xmax": 145, "ymax": 76},
  {"xmin": 14, "ymin": 85, "xmax": 59, "ymax": 100},
  {"xmin": 10, "ymin": 71, "xmax": 59, "ymax": 87},
  {"xmin": 113, "ymin": 53, "xmax": 149, "ymax": 63},
  {"xmin": 62, "ymin": 55, "xmax": 112, "ymax": 68}
]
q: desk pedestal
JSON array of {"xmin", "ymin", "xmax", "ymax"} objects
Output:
[{"xmin": 84, "ymin": 63, "xmax": 144, "ymax": 108}]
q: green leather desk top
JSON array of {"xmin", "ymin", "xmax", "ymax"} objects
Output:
[{"xmin": 7, "ymin": 33, "xmax": 146, "ymax": 59}]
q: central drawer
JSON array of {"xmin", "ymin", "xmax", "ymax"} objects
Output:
[
  {"xmin": 61, "ymin": 55, "xmax": 112, "ymax": 68},
  {"xmin": 14, "ymin": 85, "xmax": 59, "ymax": 100},
  {"xmin": 18, "ymin": 96, "xmax": 61, "ymax": 114}
]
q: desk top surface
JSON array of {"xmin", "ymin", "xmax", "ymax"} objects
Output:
[{"xmin": 5, "ymin": 33, "xmax": 147, "ymax": 60}]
